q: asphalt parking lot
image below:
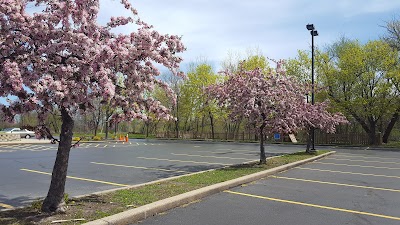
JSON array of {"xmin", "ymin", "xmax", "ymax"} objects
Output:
[
  {"xmin": 0, "ymin": 139, "xmax": 301, "ymax": 210},
  {"xmin": 137, "ymin": 149, "xmax": 400, "ymax": 225}
]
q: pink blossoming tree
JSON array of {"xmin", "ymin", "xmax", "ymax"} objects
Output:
[
  {"xmin": 211, "ymin": 62, "xmax": 347, "ymax": 164},
  {"xmin": 1, "ymin": 0, "xmax": 185, "ymax": 212}
]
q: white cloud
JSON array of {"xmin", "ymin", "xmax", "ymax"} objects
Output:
[{"xmin": 25, "ymin": 0, "xmax": 400, "ymax": 70}]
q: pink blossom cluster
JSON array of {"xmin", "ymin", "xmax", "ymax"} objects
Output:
[
  {"xmin": 0, "ymin": 0, "xmax": 185, "ymax": 122},
  {"xmin": 210, "ymin": 61, "xmax": 348, "ymax": 135}
]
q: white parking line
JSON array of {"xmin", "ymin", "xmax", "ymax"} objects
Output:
[
  {"xmin": 137, "ymin": 157, "xmax": 230, "ymax": 165},
  {"xmin": 171, "ymin": 153, "xmax": 255, "ymax": 161},
  {"xmin": 335, "ymin": 153, "xmax": 400, "ymax": 162},
  {"xmin": 91, "ymin": 162, "xmax": 188, "ymax": 173},
  {"xmin": 328, "ymin": 157, "xmax": 400, "ymax": 165},
  {"xmin": 313, "ymin": 162, "xmax": 400, "ymax": 170}
]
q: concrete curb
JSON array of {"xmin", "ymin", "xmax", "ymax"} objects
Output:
[{"xmin": 83, "ymin": 151, "xmax": 335, "ymax": 225}]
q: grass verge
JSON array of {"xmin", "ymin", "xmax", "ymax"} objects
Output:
[{"xmin": 0, "ymin": 150, "xmax": 329, "ymax": 225}]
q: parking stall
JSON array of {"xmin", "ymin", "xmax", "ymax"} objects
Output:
[
  {"xmin": 0, "ymin": 140, "xmax": 297, "ymax": 210},
  {"xmin": 138, "ymin": 150, "xmax": 400, "ymax": 225}
]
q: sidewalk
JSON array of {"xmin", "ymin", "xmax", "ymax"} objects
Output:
[{"xmin": 0, "ymin": 139, "xmax": 53, "ymax": 145}]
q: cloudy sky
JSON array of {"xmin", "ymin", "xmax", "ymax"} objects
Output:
[{"xmin": 98, "ymin": 0, "xmax": 400, "ymax": 71}]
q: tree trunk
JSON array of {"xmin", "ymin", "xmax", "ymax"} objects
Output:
[
  {"xmin": 382, "ymin": 112, "xmax": 399, "ymax": 143},
  {"xmin": 145, "ymin": 121, "xmax": 149, "ymax": 138},
  {"xmin": 200, "ymin": 115, "xmax": 205, "ymax": 137},
  {"xmin": 368, "ymin": 120, "xmax": 376, "ymax": 145},
  {"xmin": 105, "ymin": 106, "xmax": 112, "ymax": 139},
  {"xmin": 259, "ymin": 124, "xmax": 266, "ymax": 164},
  {"xmin": 41, "ymin": 108, "xmax": 74, "ymax": 213},
  {"xmin": 93, "ymin": 108, "xmax": 101, "ymax": 136},
  {"xmin": 209, "ymin": 111, "xmax": 215, "ymax": 139},
  {"xmin": 175, "ymin": 119, "xmax": 179, "ymax": 138},
  {"xmin": 305, "ymin": 128, "xmax": 312, "ymax": 153}
]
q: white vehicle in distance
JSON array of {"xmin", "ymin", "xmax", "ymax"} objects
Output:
[{"xmin": 2, "ymin": 128, "xmax": 36, "ymax": 139}]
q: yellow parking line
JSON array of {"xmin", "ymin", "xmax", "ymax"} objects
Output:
[
  {"xmin": 137, "ymin": 157, "xmax": 229, "ymax": 165},
  {"xmin": 329, "ymin": 158, "xmax": 400, "ymax": 165},
  {"xmin": 0, "ymin": 203, "xmax": 14, "ymax": 209},
  {"xmin": 20, "ymin": 169, "xmax": 129, "ymax": 187},
  {"xmin": 171, "ymin": 153, "xmax": 254, "ymax": 160},
  {"xmin": 313, "ymin": 162, "xmax": 400, "ymax": 170},
  {"xmin": 269, "ymin": 176, "xmax": 400, "ymax": 192},
  {"xmin": 225, "ymin": 190, "xmax": 400, "ymax": 221},
  {"xmin": 90, "ymin": 162, "xmax": 188, "ymax": 173},
  {"xmin": 336, "ymin": 153, "xmax": 400, "ymax": 161},
  {"xmin": 298, "ymin": 167, "xmax": 400, "ymax": 179}
]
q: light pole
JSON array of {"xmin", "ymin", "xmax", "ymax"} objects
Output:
[{"xmin": 306, "ymin": 24, "xmax": 318, "ymax": 153}]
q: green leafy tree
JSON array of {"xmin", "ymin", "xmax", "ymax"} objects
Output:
[
  {"xmin": 285, "ymin": 50, "xmax": 312, "ymax": 84},
  {"xmin": 242, "ymin": 55, "xmax": 270, "ymax": 72},
  {"xmin": 180, "ymin": 63, "xmax": 221, "ymax": 138},
  {"xmin": 319, "ymin": 39, "xmax": 399, "ymax": 144}
]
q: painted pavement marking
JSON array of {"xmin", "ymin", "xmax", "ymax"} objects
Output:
[
  {"xmin": 171, "ymin": 153, "xmax": 255, "ymax": 161},
  {"xmin": 0, "ymin": 150, "xmax": 16, "ymax": 153},
  {"xmin": 328, "ymin": 157, "xmax": 400, "ymax": 165},
  {"xmin": 215, "ymin": 149, "xmax": 254, "ymax": 153},
  {"xmin": 194, "ymin": 149, "xmax": 256, "ymax": 155},
  {"xmin": 20, "ymin": 168, "xmax": 129, "ymax": 187},
  {"xmin": 269, "ymin": 175, "xmax": 400, "ymax": 193},
  {"xmin": 297, "ymin": 167, "xmax": 400, "ymax": 179},
  {"xmin": 225, "ymin": 190, "xmax": 400, "ymax": 221},
  {"xmin": 335, "ymin": 153, "xmax": 400, "ymax": 162},
  {"xmin": 90, "ymin": 162, "xmax": 188, "ymax": 173},
  {"xmin": 137, "ymin": 157, "xmax": 230, "ymax": 165},
  {"xmin": 312, "ymin": 162, "xmax": 400, "ymax": 170},
  {"xmin": 0, "ymin": 202, "xmax": 14, "ymax": 209}
]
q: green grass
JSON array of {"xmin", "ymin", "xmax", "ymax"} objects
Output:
[
  {"xmin": 383, "ymin": 141, "xmax": 400, "ymax": 149},
  {"xmin": 105, "ymin": 150, "xmax": 328, "ymax": 208},
  {"xmin": 127, "ymin": 133, "xmax": 156, "ymax": 139}
]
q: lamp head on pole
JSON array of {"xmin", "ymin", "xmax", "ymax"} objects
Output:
[
  {"xmin": 306, "ymin": 24, "xmax": 315, "ymax": 31},
  {"xmin": 311, "ymin": 30, "xmax": 318, "ymax": 36}
]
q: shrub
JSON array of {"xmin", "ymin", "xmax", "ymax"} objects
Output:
[
  {"xmin": 92, "ymin": 136, "xmax": 102, "ymax": 141},
  {"xmin": 72, "ymin": 137, "xmax": 81, "ymax": 142}
]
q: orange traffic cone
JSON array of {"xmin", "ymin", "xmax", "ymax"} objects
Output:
[{"xmin": 125, "ymin": 134, "xmax": 129, "ymax": 142}]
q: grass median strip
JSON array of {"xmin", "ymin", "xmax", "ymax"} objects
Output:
[{"xmin": 1, "ymin": 150, "xmax": 328, "ymax": 225}]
